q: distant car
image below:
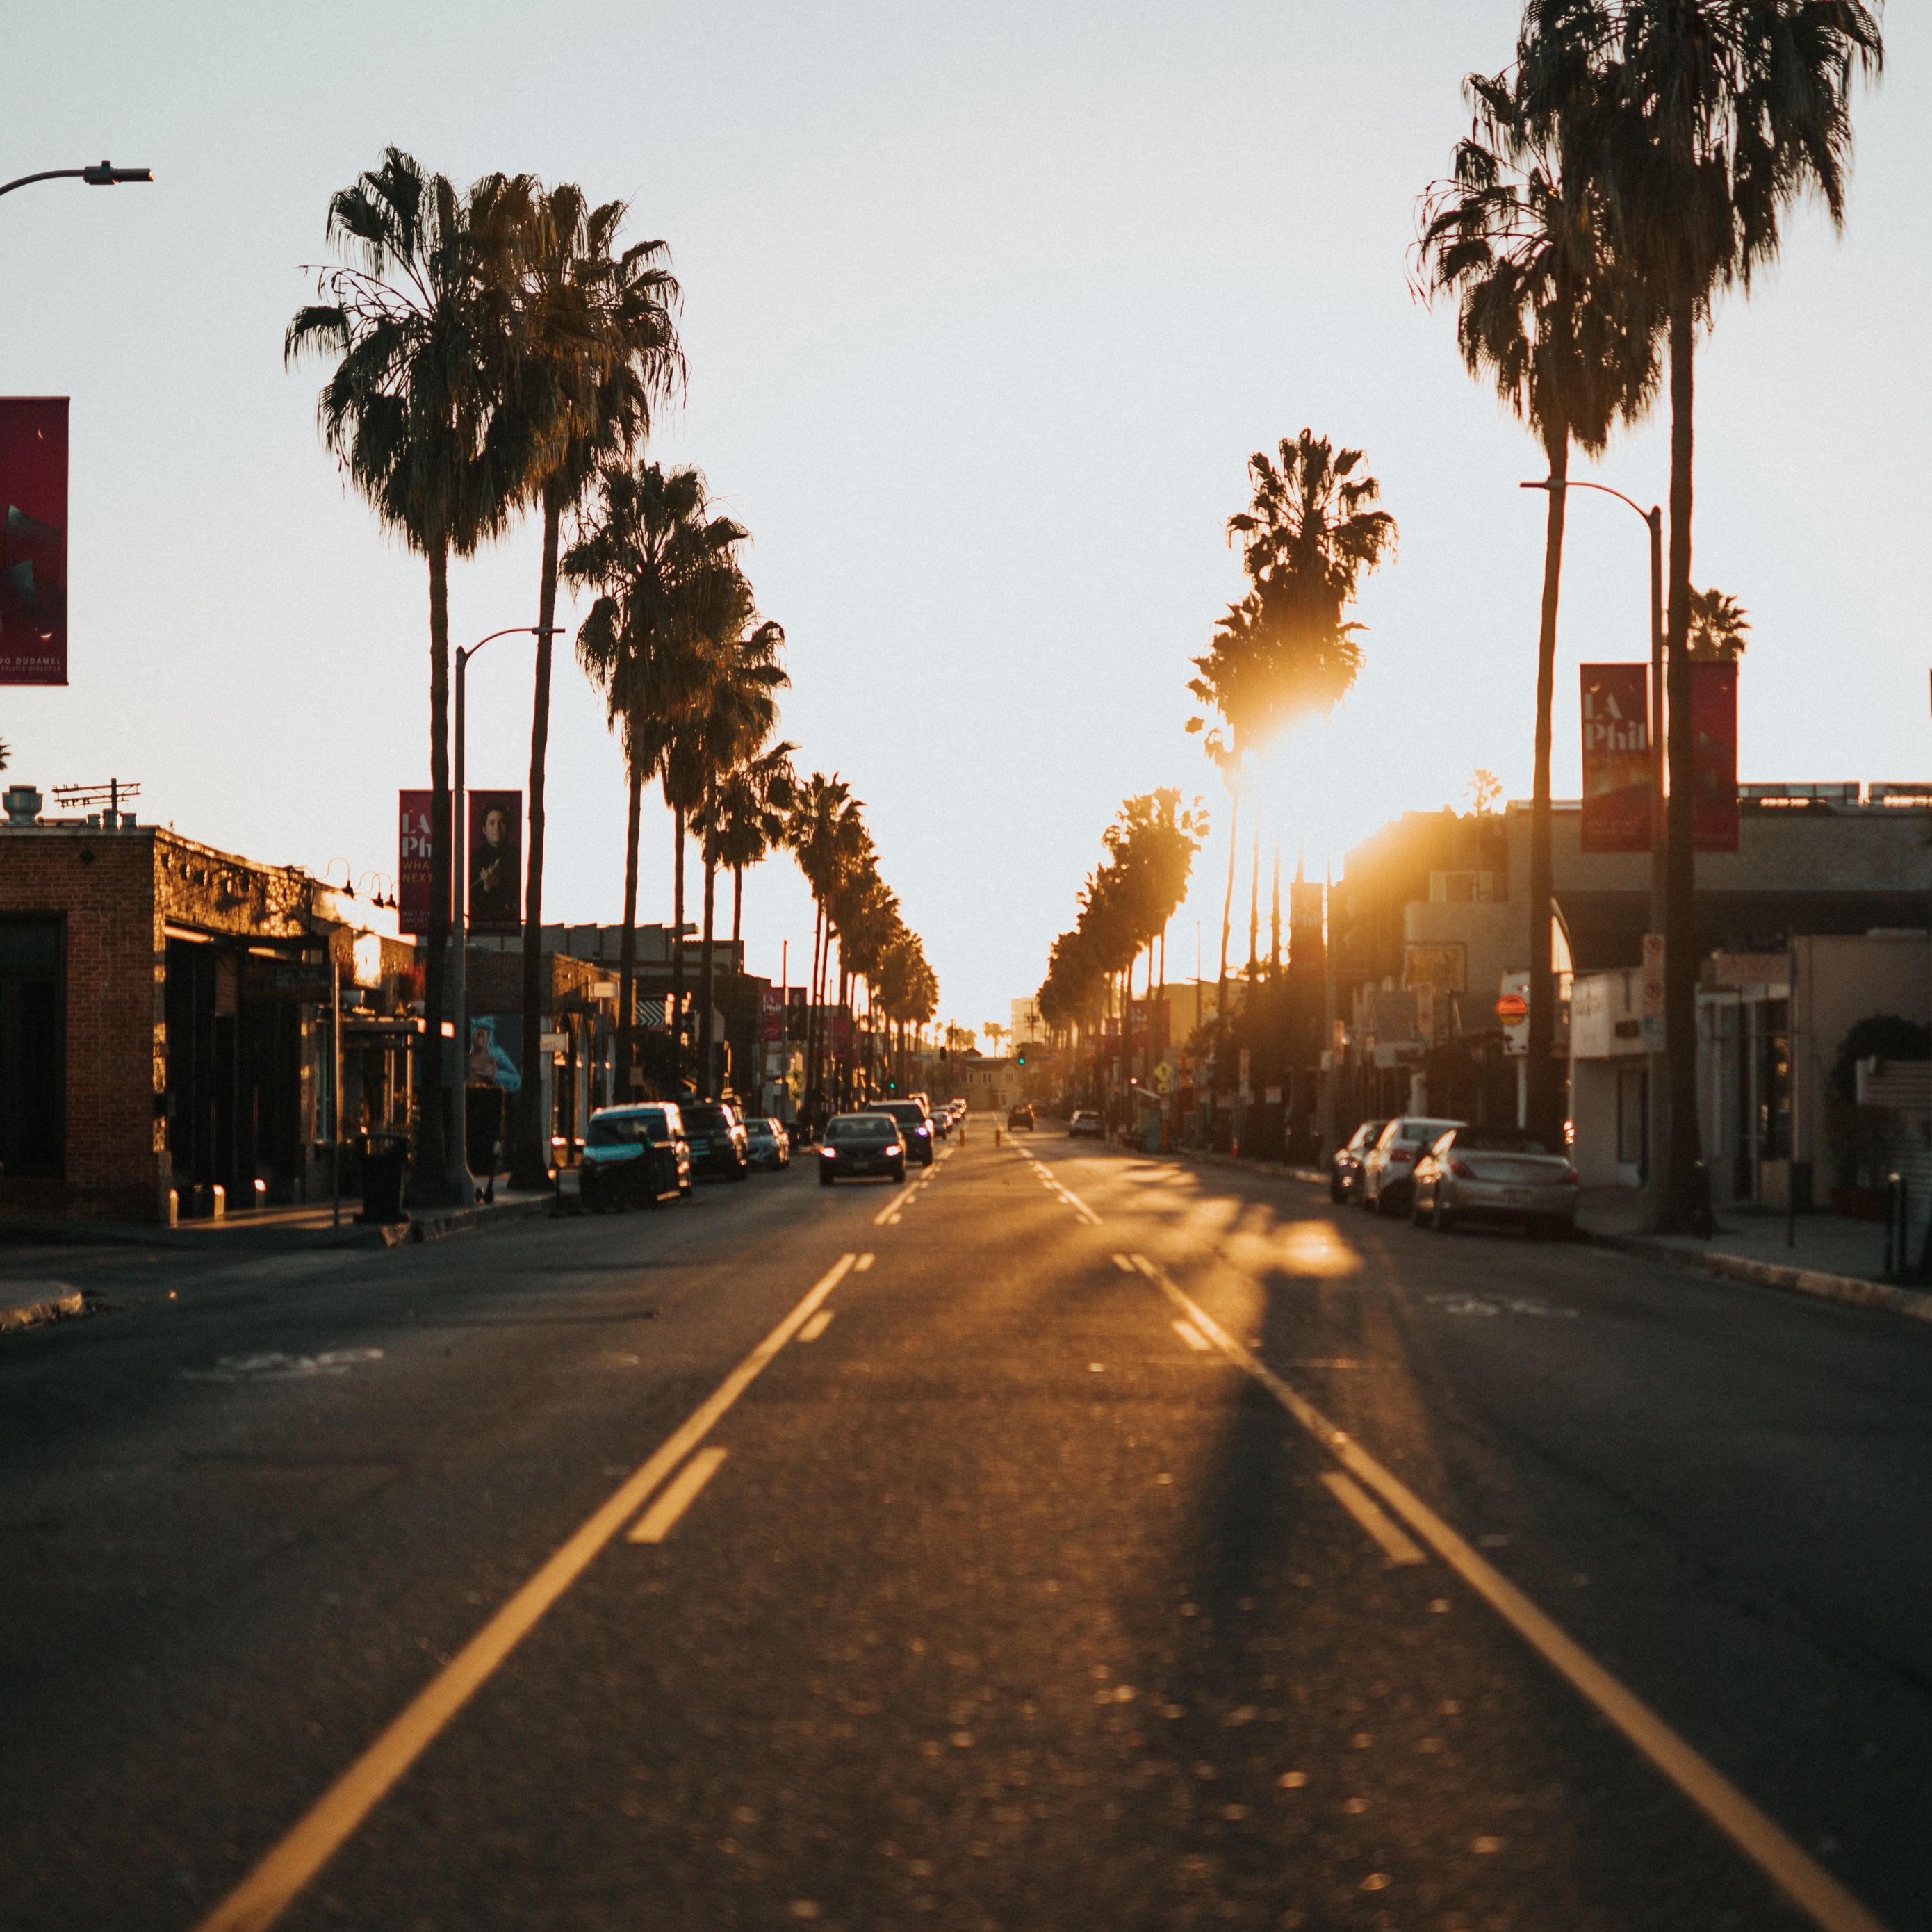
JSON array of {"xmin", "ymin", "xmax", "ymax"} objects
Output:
[
  {"xmin": 1359, "ymin": 1115, "xmax": 1464, "ymax": 1217},
  {"xmin": 680, "ymin": 1102, "xmax": 751, "ymax": 1181},
  {"xmin": 927, "ymin": 1104, "xmax": 951, "ymax": 1142},
  {"xmin": 580, "ymin": 1104, "xmax": 690, "ymax": 1212},
  {"xmin": 1411, "ymin": 1124, "xmax": 1580, "ymax": 1236},
  {"xmin": 744, "ymin": 1116, "xmax": 791, "ymax": 1171},
  {"xmin": 1068, "ymin": 1108, "xmax": 1104, "ymax": 1140},
  {"xmin": 875, "ymin": 1099, "xmax": 935, "ymax": 1166},
  {"xmin": 818, "ymin": 1111, "xmax": 907, "ymax": 1186},
  {"xmin": 1329, "ymin": 1118, "xmax": 1389, "ymax": 1203},
  {"xmin": 1007, "ymin": 1103, "xmax": 1035, "ymax": 1131}
]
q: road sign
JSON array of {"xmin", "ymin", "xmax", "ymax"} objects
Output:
[
  {"xmin": 1642, "ymin": 933, "xmax": 1665, "ymax": 1020},
  {"xmin": 1495, "ymin": 992, "xmax": 1528, "ymax": 1023},
  {"xmin": 1152, "ymin": 1059, "xmax": 1174, "ymax": 1097}
]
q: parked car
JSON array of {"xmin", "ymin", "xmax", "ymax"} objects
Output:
[
  {"xmin": 817, "ymin": 1111, "xmax": 907, "ymax": 1186},
  {"xmin": 1359, "ymin": 1115, "xmax": 1464, "ymax": 1217},
  {"xmin": 744, "ymin": 1116, "xmax": 791, "ymax": 1171},
  {"xmin": 580, "ymin": 1104, "xmax": 690, "ymax": 1211},
  {"xmin": 1068, "ymin": 1108, "xmax": 1104, "ymax": 1140},
  {"xmin": 680, "ymin": 1102, "xmax": 751, "ymax": 1181},
  {"xmin": 1411, "ymin": 1124, "xmax": 1580, "ymax": 1236},
  {"xmin": 874, "ymin": 1099, "xmax": 935, "ymax": 1166},
  {"xmin": 1329, "ymin": 1118, "xmax": 1389, "ymax": 1203},
  {"xmin": 1007, "ymin": 1103, "xmax": 1035, "ymax": 1131}
]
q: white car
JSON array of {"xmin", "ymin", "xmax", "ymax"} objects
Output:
[
  {"xmin": 1359, "ymin": 1116, "xmax": 1463, "ymax": 1218},
  {"xmin": 1410, "ymin": 1125, "xmax": 1579, "ymax": 1236},
  {"xmin": 1068, "ymin": 1109, "xmax": 1104, "ymax": 1140}
]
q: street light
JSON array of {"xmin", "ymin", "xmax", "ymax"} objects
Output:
[
  {"xmin": 450, "ymin": 625, "xmax": 562, "ymax": 1200},
  {"xmin": 1521, "ymin": 477, "xmax": 1666, "ymax": 1227},
  {"xmin": 0, "ymin": 161, "xmax": 154, "ymax": 198}
]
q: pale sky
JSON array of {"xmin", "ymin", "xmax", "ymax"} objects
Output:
[{"xmin": 6, "ymin": 2, "xmax": 1926, "ymax": 1037}]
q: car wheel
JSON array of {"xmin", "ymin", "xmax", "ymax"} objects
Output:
[
  {"xmin": 1330, "ymin": 1177, "xmax": 1345, "ymax": 1204},
  {"xmin": 1410, "ymin": 1189, "xmax": 1428, "ymax": 1226},
  {"xmin": 1432, "ymin": 1194, "xmax": 1457, "ymax": 1233},
  {"xmin": 819, "ymin": 1171, "xmax": 835, "ymax": 1188},
  {"xmin": 1377, "ymin": 1185, "xmax": 1402, "ymax": 1218},
  {"xmin": 731, "ymin": 1159, "xmax": 748, "ymax": 1183}
]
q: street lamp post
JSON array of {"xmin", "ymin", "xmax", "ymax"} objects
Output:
[
  {"xmin": 450, "ymin": 626, "xmax": 559, "ymax": 1200},
  {"xmin": 0, "ymin": 161, "xmax": 153, "ymax": 198},
  {"xmin": 1521, "ymin": 479, "xmax": 1666, "ymax": 1229}
]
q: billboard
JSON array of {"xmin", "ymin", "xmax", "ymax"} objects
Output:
[
  {"xmin": 1690, "ymin": 662, "xmax": 1739, "ymax": 853},
  {"xmin": 398, "ymin": 790, "xmax": 434, "ymax": 938},
  {"xmin": 0, "ymin": 399, "xmax": 69, "ymax": 685},
  {"xmin": 467, "ymin": 790, "xmax": 522, "ymax": 934},
  {"xmin": 1580, "ymin": 664, "xmax": 1651, "ymax": 853}
]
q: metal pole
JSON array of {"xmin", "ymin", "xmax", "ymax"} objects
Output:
[
  {"xmin": 1644, "ymin": 506, "xmax": 1669, "ymax": 1234},
  {"xmin": 1787, "ymin": 942, "xmax": 1799, "ymax": 1250},
  {"xmin": 451, "ymin": 645, "xmax": 470, "ymax": 1200},
  {"xmin": 331, "ymin": 953, "xmax": 343, "ymax": 1229}
]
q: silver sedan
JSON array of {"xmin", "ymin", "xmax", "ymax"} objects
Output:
[{"xmin": 1410, "ymin": 1126, "xmax": 1579, "ymax": 1236}]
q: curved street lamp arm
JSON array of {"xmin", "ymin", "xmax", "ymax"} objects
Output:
[
  {"xmin": 1520, "ymin": 476, "xmax": 1657, "ymax": 526},
  {"xmin": 0, "ymin": 163, "xmax": 153, "ymax": 198}
]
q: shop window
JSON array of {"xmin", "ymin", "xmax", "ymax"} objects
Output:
[{"xmin": 0, "ymin": 917, "xmax": 64, "ymax": 1179}]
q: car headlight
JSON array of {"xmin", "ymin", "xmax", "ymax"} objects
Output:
[{"xmin": 819, "ymin": 1147, "xmax": 836, "ymax": 1159}]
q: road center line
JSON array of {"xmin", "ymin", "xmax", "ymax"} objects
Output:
[
  {"xmin": 873, "ymin": 1186, "xmax": 917, "ymax": 1226},
  {"xmin": 798, "ymin": 1309, "xmax": 837, "ymax": 1342},
  {"xmin": 626, "ymin": 1448, "xmax": 729, "ymax": 1544},
  {"xmin": 193, "ymin": 1251, "xmax": 860, "ymax": 1932},
  {"xmin": 1321, "ymin": 1471, "xmax": 1426, "ymax": 1566},
  {"xmin": 1126, "ymin": 1253, "xmax": 1890, "ymax": 1932}
]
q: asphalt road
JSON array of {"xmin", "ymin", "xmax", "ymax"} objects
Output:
[{"xmin": 3, "ymin": 1125, "xmax": 1931, "ymax": 1931}]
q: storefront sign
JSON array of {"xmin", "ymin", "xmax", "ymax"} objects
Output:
[
  {"xmin": 467, "ymin": 789, "xmax": 522, "ymax": 934},
  {"xmin": 1580, "ymin": 664, "xmax": 1651, "ymax": 853},
  {"xmin": 398, "ymin": 790, "xmax": 434, "ymax": 938},
  {"xmin": 1690, "ymin": 662, "xmax": 1739, "ymax": 853},
  {"xmin": 0, "ymin": 399, "xmax": 69, "ymax": 685}
]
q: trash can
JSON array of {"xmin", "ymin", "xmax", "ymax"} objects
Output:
[
  {"xmin": 466, "ymin": 1085, "xmax": 506, "ymax": 1183},
  {"xmin": 359, "ymin": 1131, "xmax": 409, "ymax": 1225}
]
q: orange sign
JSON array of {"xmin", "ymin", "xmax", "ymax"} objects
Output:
[{"xmin": 1495, "ymin": 993, "xmax": 1528, "ymax": 1023}]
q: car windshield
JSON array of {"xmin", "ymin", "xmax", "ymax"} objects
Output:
[
  {"xmin": 1384, "ymin": 1118, "xmax": 1459, "ymax": 1147},
  {"xmin": 587, "ymin": 1115, "xmax": 651, "ymax": 1148},
  {"xmin": 746, "ymin": 1121, "xmax": 776, "ymax": 1140},
  {"xmin": 828, "ymin": 1115, "xmax": 897, "ymax": 1144},
  {"xmin": 878, "ymin": 1104, "xmax": 926, "ymax": 1126},
  {"xmin": 683, "ymin": 1106, "xmax": 732, "ymax": 1132}
]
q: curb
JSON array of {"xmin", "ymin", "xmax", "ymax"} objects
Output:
[
  {"xmin": 0, "ymin": 1282, "xmax": 86, "ymax": 1332},
  {"xmin": 390, "ymin": 1193, "xmax": 558, "ymax": 1245},
  {"xmin": 1580, "ymin": 1227, "xmax": 1932, "ymax": 1327}
]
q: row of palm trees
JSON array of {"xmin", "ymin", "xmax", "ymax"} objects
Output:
[
  {"xmin": 1415, "ymin": 0, "xmax": 1881, "ymax": 1229},
  {"xmin": 288, "ymin": 148, "xmax": 935, "ymax": 1192}
]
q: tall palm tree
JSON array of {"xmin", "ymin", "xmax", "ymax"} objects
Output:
[
  {"xmin": 1418, "ymin": 66, "xmax": 1659, "ymax": 1146},
  {"xmin": 1519, "ymin": 0, "xmax": 1882, "ymax": 1229},
  {"xmin": 565, "ymin": 460, "xmax": 745, "ymax": 1090},
  {"xmin": 286, "ymin": 147, "xmax": 528, "ymax": 1198},
  {"xmin": 703, "ymin": 742, "xmax": 798, "ymax": 947},
  {"xmin": 500, "ymin": 181, "xmax": 683, "ymax": 1182},
  {"xmin": 787, "ymin": 774, "xmax": 867, "ymax": 1113},
  {"xmin": 1687, "ymin": 586, "xmax": 1749, "ymax": 662}
]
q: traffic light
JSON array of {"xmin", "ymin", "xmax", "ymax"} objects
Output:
[{"xmin": 1016, "ymin": 1047, "xmax": 1026, "ymax": 1065}]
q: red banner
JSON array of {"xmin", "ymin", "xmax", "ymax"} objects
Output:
[
  {"xmin": 398, "ymin": 790, "xmax": 434, "ymax": 937},
  {"xmin": 1580, "ymin": 664, "xmax": 1651, "ymax": 853},
  {"xmin": 760, "ymin": 986, "xmax": 783, "ymax": 1043},
  {"xmin": 0, "ymin": 399, "xmax": 69, "ymax": 685},
  {"xmin": 467, "ymin": 789, "xmax": 522, "ymax": 935},
  {"xmin": 1691, "ymin": 661, "xmax": 1739, "ymax": 853}
]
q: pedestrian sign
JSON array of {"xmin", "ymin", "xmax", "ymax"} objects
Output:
[{"xmin": 1152, "ymin": 1059, "xmax": 1174, "ymax": 1096}]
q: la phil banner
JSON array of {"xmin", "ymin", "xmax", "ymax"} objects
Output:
[
  {"xmin": 1691, "ymin": 661, "xmax": 1739, "ymax": 853},
  {"xmin": 0, "ymin": 398, "xmax": 70, "ymax": 685},
  {"xmin": 1580, "ymin": 663, "xmax": 1652, "ymax": 853},
  {"xmin": 398, "ymin": 791, "xmax": 435, "ymax": 938},
  {"xmin": 468, "ymin": 790, "xmax": 523, "ymax": 935}
]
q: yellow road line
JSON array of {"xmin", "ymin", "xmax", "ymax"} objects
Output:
[
  {"xmin": 626, "ymin": 1448, "xmax": 729, "ymax": 1544},
  {"xmin": 853, "ymin": 1252, "xmax": 876, "ymax": 1273},
  {"xmin": 1321, "ymin": 1471, "xmax": 1426, "ymax": 1567},
  {"xmin": 1126, "ymin": 1254, "xmax": 1890, "ymax": 1932},
  {"xmin": 193, "ymin": 1251, "xmax": 860, "ymax": 1932},
  {"xmin": 1112, "ymin": 1254, "xmax": 1138, "ymax": 1274},
  {"xmin": 1170, "ymin": 1318, "xmax": 1211, "ymax": 1352},
  {"xmin": 798, "ymin": 1309, "xmax": 837, "ymax": 1343},
  {"xmin": 873, "ymin": 1185, "xmax": 916, "ymax": 1226}
]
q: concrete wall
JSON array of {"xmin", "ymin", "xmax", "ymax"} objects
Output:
[{"xmin": 1792, "ymin": 933, "xmax": 1932, "ymax": 1169}]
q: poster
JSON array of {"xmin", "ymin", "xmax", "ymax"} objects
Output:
[
  {"xmin": 760, "ymin": 987, "xmax": 783, "ymax": 1042},
  {"xmin": 398, "ymin": 789, "xmax": 434, "ymax": 938},
  {"xmin": 0, "ymin": 399, "xmax": 69, "ymax": 685},
  {"xmin": 467, "ymin": 789, "xmax": 522, "ymax": 934},
  {"xmin": 1690, "ymin": 662, "xmax": 1739, "ymax": 853},
  {"xmin": 1580, "ymin": 664, "xmax": 1651, "ymax": 853}
]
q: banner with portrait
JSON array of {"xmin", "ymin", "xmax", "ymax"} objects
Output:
[
  {"xmin": 0, "ymin": 398, "xmax": 69, "ymax": 685},
  {"xmin": 467, "ymin": 790, "xmax": 523, "ymax": 935}
]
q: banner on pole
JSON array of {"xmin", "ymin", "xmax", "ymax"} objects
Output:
[
  {"xmin": 760, "ymin": 987, "xmax": 783, "ymax": 1043},
  {"xmin": 398, "ymin": 790, "xmax": 434, "ymax": 937},
  {"xmin": 467, "ymin": 789, "xmax": 522, "ymax": 934},
  {"xmin": 0, "ymin": 399, "xmax": 69, "ymax": 685},
  {"xmin": 1690, "ymin": 662, "xmax": 1739, "ymax": 853},
  {"xmin": 1580, "ymin": 664, "xmax": 1651, "ymax": 853}
]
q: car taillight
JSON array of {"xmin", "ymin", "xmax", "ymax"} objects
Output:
[{"xmin": 1448, "ymin": 1158, "xmax": 1476, "ymax": 1179}]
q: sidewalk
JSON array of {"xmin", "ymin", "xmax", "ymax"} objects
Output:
[
  {"xmin": 0, "ymin": 1277, "xmax": 84, "ymax": 1332},
  {"xmin": 1578, "ymin": 1186, "xmax": 1932, "ymax": 1327}
]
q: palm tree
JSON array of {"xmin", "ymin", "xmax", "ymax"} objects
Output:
[
  {"xmin": 703, "ymin": 741, "xmax": 798, "ymax": 947},
  {"xmin": 500, "ymin": 181, "xmax": 683, "ymax": 1182},
  {"xmin": 286, "ymin": 147, "xmax": 528, "ymax": 1198},
  {"xmin": 566, "ymin": 459, "xmax": 745, "ymax": 1090},
  {"xmin": 1519, "ymin": 0, "xmax": 1882, "ymax": 1229},
  {"xmin": 1687, "ymin": 586, "xmax": 1749, "ymax": 662},
  {"xmin": 983, "ymin": 1022, "xmax": 1008, "ymax": 1056},
  {"xmin": 788, "ymin": 774, "xmax": 868, "ymax": 1113},
  {"xmin": 1417, "ymin": 66, "xmax": 1659, "ymax": 1146}
]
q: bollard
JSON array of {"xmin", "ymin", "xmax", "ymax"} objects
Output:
[
  {"xmin": 994, "ymin": 1127, "xmax": 1002, "ymax": 1149},
  {"xmin": 1884, "ymin": 1172, "xmax": 1901, "ymax": 1280}
]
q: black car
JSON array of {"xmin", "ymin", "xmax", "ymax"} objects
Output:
[
  {"xmin": 682, "ymin": 1102, "xmax": 751, "ymax": 1181},
  {"xmin": 1007, "ymin": 1103, "xmax": 1035, "ymax": 1131},
  {"xmin": 580, "ymin": 1104, "xmax": 690, "ymax": 1211},
  {"xmin": 1329, "ymin": 1118, "xmax": 1389, "ymax": 1203},
  {"xmin": 817, "ymin": 1112, "xmax": 907, "ymax": 1186},
  {"xmin": 874, "ymin": 1099, "xmax": 935, "ymax": 1166}
]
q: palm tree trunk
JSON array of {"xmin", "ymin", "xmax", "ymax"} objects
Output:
[
  {"xmin": 418, "ymin": 537, "xmax": 453, "ymax": 1198},
  {"xmin": 1215, "ymin": 787, "xmax": 1238, "ymax": 1100},
  {"xmin": 512, "ymin": 484, "xmax": 562, "ymax": 1186},
  {"xmin": 732, "ymin": 866, "xmax": 744, "ymax": 946},
  {"xmin": 698, "ymin": 826, "xmax": 719, "ymax": 1099},
  {"xmin": 1660, "ymin": 299, "xmax": 1706, "ymax": 1232},
  {"xmin": 669, "ymin": 805, "xmax": 687, "ymax": 1090},
  {"xmin": 1525, "ymin": 422, "xmax": 1569, "ymax": 1147},
  {"xmin": 616, "ymin": 760, "xmax": 642, "ymax": 1096}
]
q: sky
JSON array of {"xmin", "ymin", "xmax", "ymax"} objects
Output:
[{"xmin": 5, "ymin": 2, "xmax": 1928, "ymax": 1039}]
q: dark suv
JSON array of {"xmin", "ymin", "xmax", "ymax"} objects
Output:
[
  {"xmin": 680, "ymin": 1102, "xmax": 751, "ymax": 1181},
  {"xmin": 580, "ymin": 1105, "xmax": 690, "ymax": 1211},
  {"xmin": 874, "ymin": 1099, "xmax": 935, "ymax": 1166}
]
